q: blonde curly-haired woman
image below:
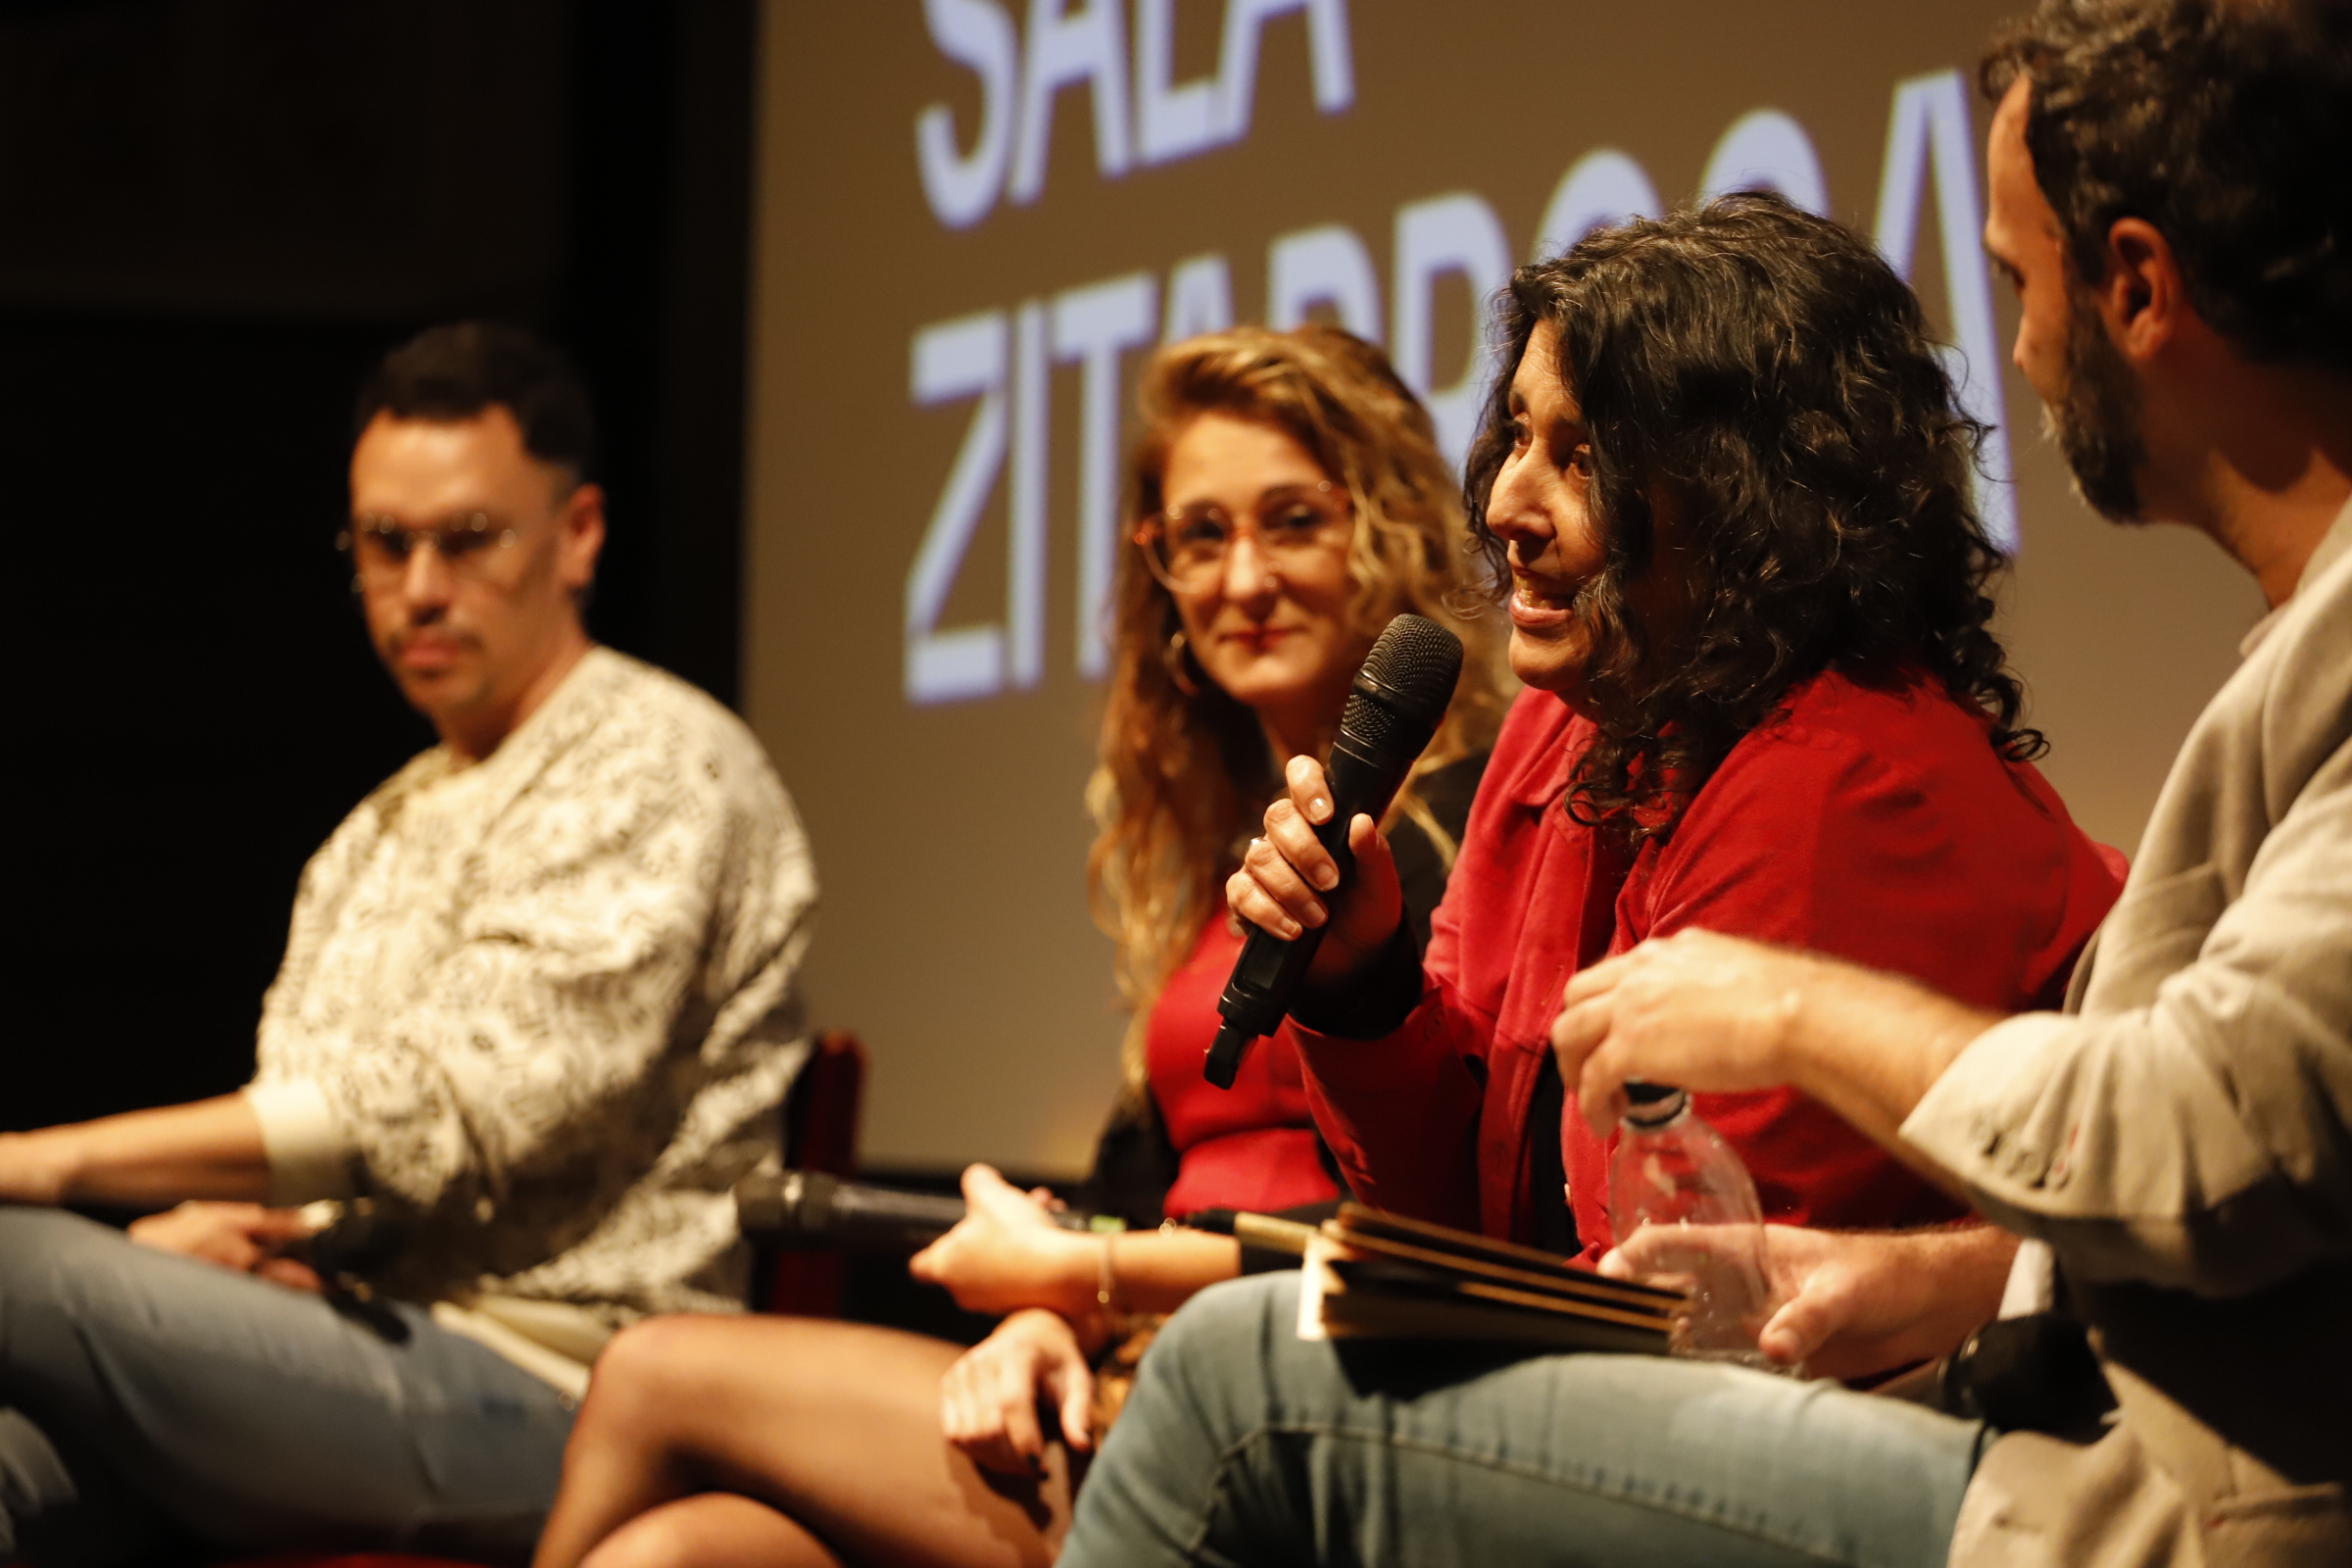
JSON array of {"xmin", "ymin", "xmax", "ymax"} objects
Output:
[{"xmin": 529, "ymin": 326, "xmax": 1505, "ymax": 1568}]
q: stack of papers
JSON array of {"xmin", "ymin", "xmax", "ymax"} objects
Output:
[{"xmin": 1298, "ymin": 1203, "xmax": 1684, "ymax": 1354}]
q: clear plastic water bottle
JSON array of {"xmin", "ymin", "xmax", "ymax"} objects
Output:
[{"xmin": 1605, "ymin": 1084, "xmax": 1772, "ymax": 1365}]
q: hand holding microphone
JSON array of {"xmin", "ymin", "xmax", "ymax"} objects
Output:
[
  {"xmin": 909, "ymin": 1164, "xmax": 1105, "ymax": 1321},
  {"xmin": 1228, "ymin": 756, "xmax": 1407, "ymax": 988},
  {"xmin": 1206, "ymin": 612, "xmax": 1462, "ymax": 1087},
  {"xmin": 737, "ymin": 1162, "xmax": 1094, "ymax": 1241}
]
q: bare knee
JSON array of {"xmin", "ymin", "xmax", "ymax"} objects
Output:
[
  {"xmin": 576, "ymin": 1315, "xmax": 733, "ymax": 1440},
  {"xmin": 577, "ymin": 1314, "xmax": 856, "ymax": 1451},
  {"xmin": 588, "ymin": 1314, "xmax": 721, "ymax": 1396},
  {"xmin": 581, "ymin": 1495, "xmax": 837, "ymax": 1568},
  {"xmin": 578, "ymin": 1508, "xmax": 698, "ymax": 1568}
]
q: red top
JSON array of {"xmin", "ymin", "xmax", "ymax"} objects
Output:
[
  {"xmin": 1293, "ymin": 672, "xmax": 2126, "ymax": 1261},
  {"xmin": 1148, "ymin": 916, "xmax": 1343, "ymax": 1220}
]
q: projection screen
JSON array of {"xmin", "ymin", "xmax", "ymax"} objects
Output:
[{"xmin": 746, "ymin": 0, "xmax": 2265, "ymax": 1173}]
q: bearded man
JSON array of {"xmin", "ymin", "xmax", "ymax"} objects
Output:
[{"xmin": 1054, "ymin": 4, "xmax": 2351, "ymax": 1565}]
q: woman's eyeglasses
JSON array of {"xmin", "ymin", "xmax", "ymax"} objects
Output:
[
  {"xmin": 337, "ymin": 513, "xmax": 521, "ymax": 587},
  {"xmin": 1134, "ymin": 481, "xmax": 1350, "ymax": 593}
]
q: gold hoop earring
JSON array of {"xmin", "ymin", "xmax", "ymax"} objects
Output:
[{"xmin": 1163, "ymin": 630, "xmax": 1202, "ymax": 698}]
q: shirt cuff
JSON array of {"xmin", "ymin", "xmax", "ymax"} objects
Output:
[
  {"xmin": 1288, "ymin": 919, "xmax": 1424, "ymax": 1040},
  {"xmin": 1898, "ymin": 1011, "xmax": 2080, "ymax": 1199},
  {"xmin": 243, "ymin": 1079, "xmax": 359, "ymax": 1205}
]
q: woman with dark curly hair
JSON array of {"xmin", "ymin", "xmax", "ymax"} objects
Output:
[{"xmin": 1228, "ymin": 191, "xmax": 2124, "ymax": 1269}]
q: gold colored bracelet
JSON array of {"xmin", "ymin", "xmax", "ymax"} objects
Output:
[{"xmin": 1097, "ymin": 1232, "xmax": 1125, "ymax": 1318}]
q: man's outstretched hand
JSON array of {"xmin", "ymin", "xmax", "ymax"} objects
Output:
[
  {"xmin": 1601, "ymin": 1222, "xmax": 2018, "ymax": 1382},
  {"xmin": 1550, "ymin": 928, "xmax": 1999, "ymax": 1160},
  {"xmin": 1550, "ymin": 930, "xmax": 1812, "ymax": 1132},
  {"xmin": 128, "ymin": 1201, "xmax": 324, "ymax": 1294}
]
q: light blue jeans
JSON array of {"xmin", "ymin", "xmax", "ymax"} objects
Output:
[
  {"xmin": 0, "ymin": 1206, "xmax": 574, "ymax": 1567},
  {"xmin": 1062, "ymin": 1273, "xmax": 1990, "ymax": 1568}
]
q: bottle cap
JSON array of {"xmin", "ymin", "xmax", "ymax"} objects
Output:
[{"xmin": 1621, "ymin": 1082, "xmax": 1688, "ymax": 1126}]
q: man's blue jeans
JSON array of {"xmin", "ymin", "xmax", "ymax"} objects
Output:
[
  {"xmin": 1062, "ymin": 1273, "xmax": 1991, "ymax": 1568},
  {"xmin": 0, "ymin": 1206, "xmax": 574, "ymax": 1567}
]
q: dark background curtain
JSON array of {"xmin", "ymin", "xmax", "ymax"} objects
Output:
[{"xmin": 2, "ymin": 0, "xmax": 758, "ymax": 1129}]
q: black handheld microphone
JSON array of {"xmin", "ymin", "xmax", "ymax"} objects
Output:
[
  {"xmin": 1203, "ymin": 612, "xmax": 1464, "ymax": 1090},
  {"xmin": 733, "ymin": 1170, "xmax": 1097, "ymax": 1252}
]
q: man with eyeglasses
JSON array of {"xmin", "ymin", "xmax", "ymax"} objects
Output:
[{"xmin": 0, "ymin": 323, "xmax": 817, "ymax": 1566}]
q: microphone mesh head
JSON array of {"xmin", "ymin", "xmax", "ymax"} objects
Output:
[
  {"xmin": 1354, "ymin": 613, "xmax": 1463, "ymax": 725},
  {"xmin": 1338, "ymin": 684, "xmax": 1406, "ymax": 751}
]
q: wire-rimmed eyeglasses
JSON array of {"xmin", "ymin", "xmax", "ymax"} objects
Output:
[
  {"xmin": 1133, "ymin": 480, "xmax": 1351, "ymax": 594},
  {"xmin": 337, "ymin": 513, "xmax": 521, "ymax": 587}
]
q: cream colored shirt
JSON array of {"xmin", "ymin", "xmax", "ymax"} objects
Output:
[
  {"xmin": 1904, "ymin": 503, "xmax": 2352, "ymax": 1567},
  {"xmin": 243, "ymin": 648, "xmax": 816, "ymax": 1383}
]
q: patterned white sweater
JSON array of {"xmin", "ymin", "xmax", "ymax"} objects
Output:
[{"xmin": 245, "ymin": 648, "xmax": 815, "ymax": 1327}]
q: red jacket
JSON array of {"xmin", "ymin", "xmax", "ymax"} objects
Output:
[{"xmin": 1293, "ymin": 672, "xmax": 2125, "ymax": 1259}]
